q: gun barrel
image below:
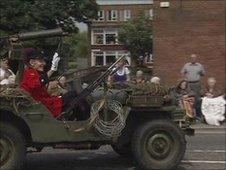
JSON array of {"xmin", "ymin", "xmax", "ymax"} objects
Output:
[
  {"xmin": 18, "ymin": 28, "xmax": 65, "ymax": 40},
  {"xmin": 62, "ymin": 55, "xmax": 126, "ymax": 114},
  {"xmin": 86, "ymin": 55, "xmax": 126, "ymax": 90}
]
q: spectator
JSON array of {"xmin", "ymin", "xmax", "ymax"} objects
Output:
[
  {"xmin": 133, "ymin": 70, "xmax": 146, "ymax": 85},
  {"xmin": 150, "ymin": 76, "xmax": 161, "ymax": 85},
  {"xmin": 148, "ymin": 76, "xmax": 170, "ymax": 103},
  {"xmin": 181, "ymin": 54, "xmax": 206, "ymax": 120},
  {"xmin": 0, "ymin": 57, "xmax": 15, "ymax": 85},
  {"xmin": 204, "ymin": 77, "xmax": 223, "ymax": 98},
  {"xmin": 201, "ymin": 77, "xmax": 225, "ymax": 126},
  {"xmin": 170, "ymin": 79, "xmax": 196, "ymax": 118}
]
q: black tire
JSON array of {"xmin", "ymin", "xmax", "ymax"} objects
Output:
[
  {"xmin": 132, "ymin": 119, "xmax": 186, "ymax": 170},
  {"xmin": 0, "ymin": 122, "xmax": 26, "ymax": 170},
  {"xmin": 111, "ymin": 143, "xmax": 133, "ymax": 158}
]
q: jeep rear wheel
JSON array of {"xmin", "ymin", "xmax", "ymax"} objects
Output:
[
  {"xmin": 0, "ymin": 122, "xmax": 26, "ymax": 170},
  {"xmin": 132, "ymin": 119, "xmax": 186, "ymax": 170}
]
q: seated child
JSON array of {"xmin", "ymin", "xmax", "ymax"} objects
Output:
[{"xmin": 170, "ymin": 79, "xmax": 196, "ymax": 118}]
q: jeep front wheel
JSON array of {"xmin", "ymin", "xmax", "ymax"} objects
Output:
[
  {"xmin": 0, "ymin": 122, "xmax": 26, "ymax": 170},
  {"xmin": 132, "ymin": 119, "xmax": 186, "ymax": 170}
]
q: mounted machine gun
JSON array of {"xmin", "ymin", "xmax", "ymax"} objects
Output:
[{"xmin": 0, "ymin": 28, "xmax": 67, "ymax": 46}]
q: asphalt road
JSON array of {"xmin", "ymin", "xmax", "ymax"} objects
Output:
[{"xmin": 24, "ymin": 128, "xmax": 226, "ymax": 170}]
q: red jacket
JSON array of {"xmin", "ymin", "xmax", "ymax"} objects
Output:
[{"xmin": 20, "ymin": 68, "xmax": 62, "ymax": 117}]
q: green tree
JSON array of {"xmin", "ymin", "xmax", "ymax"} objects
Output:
[
  {"xmin": 118, "ymin": 14, "xmax": 153, "ymax": 65},
  {"xmin": 61, "ymin": 31, "xmax": 89, "ymax": 69},
  {"xmin": 65, "ymin": 31, "xmax": 89, "ymax": 59},
  {"xmin": 0, "ymin": 0, "xmax": 98, "ymax": 34},
  {"xmin": 0, "ymin": 0, "xmax": 97, "ymax": 68}
]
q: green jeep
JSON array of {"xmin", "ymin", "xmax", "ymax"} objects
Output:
[{"xmin": 0, "ymin": 30, "xmax": 194, "ymax": 170}]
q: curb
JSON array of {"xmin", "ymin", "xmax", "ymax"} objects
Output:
[{"xmin": 191, "ymin": 123, "xmax": 226, "ymax": 130}]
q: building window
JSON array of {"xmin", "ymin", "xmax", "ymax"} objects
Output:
[
  {"xmin": 106, "ymin": 33, "xmax": 116, "ymax": 44},
  {"xmin": 124, "ymin": 10, "xmax": 131, "ymax": 21},
  {"xmin": 93, "ymin": 34, "xmax": 104, "ymax": 44},
  {"xmin": 96, "ymin": 55, "xmax": 104, "ymax": 66},
  {"xmin": 105, "ymin": 29, "xmax": 118, "ymax": 45},
  {"xmin": 107, "ymin": 10, "xmax": 118, "ymax": 21},
  {"xmin": 92, "ymin": 30, "xmax": 104, "ymax": 45},
  {"xmin": 92, "ymin": 29, "xmax": 118, "ymax": 45},
  {"xmin": 145, "ymin": 9, "xmax": 153, "ymax": 20},
  {"xmin": 91, "ymin": 51, "xmax": 130, "ymax": 66},
  {"xmin": 97, "ymin": 10, "xmax": 104, "ymax": 21},
  {"xmin": 92, "ymin": 51, "xmax": 104, "ymax": 66},
  {"xmin": 149, "ymin": 9, "xmax": 153, "ymax": 20},
  {"xmin": 105, "ymin": 52, "xmax": 116, "ymax": 65}
]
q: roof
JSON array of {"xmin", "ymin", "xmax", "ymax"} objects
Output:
[{"xmin": 96, "ymin": 0, "xmax": 154, "ymax": 5}]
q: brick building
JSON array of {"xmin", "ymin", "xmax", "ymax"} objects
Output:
[
  {"xmin": 153, "ymin": 0, "xmax": 225, "ymax": 90},
  {"xmin": 90, "ymin": 0, "xmax": 153, "ymax": 66}
]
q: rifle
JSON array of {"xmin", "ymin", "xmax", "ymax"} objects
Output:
[
  {"xmin": 0, "ymin": 28, "xmax": 66, "ymax": 45},
  {"xmin": 62, "ymin": 55, "xmax": 126, "ymax": 115}
]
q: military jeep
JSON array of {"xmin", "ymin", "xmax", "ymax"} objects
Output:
[{"xmin": 0, "ymin": 30, "xmax": 194, "ymax": 170}]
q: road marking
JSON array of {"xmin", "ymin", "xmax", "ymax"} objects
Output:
[
  {"xmin": 182, "ymin": 160, "xmax": 226, "ymax": 164},
  {"xmin": 195, "ymin": 131, "xmax": 226, "ymax": 134},
  {"xmin": 187, "ymin": 150, "xmax": 226, "ymax": 153}
]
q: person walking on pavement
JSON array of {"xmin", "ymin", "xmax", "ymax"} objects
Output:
[{"xmin": 181, "ymin": 54, "xmax": 206, "ymax": 120}]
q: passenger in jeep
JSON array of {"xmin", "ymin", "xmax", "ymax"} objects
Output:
[{"xmin": 20, "ymin": 48, "xmax": 89, "ymax": 119}]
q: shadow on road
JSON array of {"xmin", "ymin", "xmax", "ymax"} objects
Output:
[
  {"xmin": 24, "ymin": 151, "xmax": 134, "ymax": 170},
  {"xmin": 24, "ymin": 149, "xmax": 187, "ymax": 170}
]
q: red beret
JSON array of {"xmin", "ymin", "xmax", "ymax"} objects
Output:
[{"xmin": 22, "ymin": 48, "xmax": 44, "ymax": 64}]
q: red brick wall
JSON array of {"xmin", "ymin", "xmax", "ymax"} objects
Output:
[{"xmin": 153, "ymin": 0, "xmax": 225, "ymax": 90}]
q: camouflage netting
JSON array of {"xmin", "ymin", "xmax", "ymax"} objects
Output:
[
  {"xmin": 129, "ymin": 82, "xmax": 169, "ymax": 96},
  {"xmin": 0, "ymin": 86, "xmax": 35, "ymax": 113}
]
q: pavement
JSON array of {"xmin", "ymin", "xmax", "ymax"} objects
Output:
[{"xmin": 191, "ymin": 122, "xmax": 226, "ymax": 130}]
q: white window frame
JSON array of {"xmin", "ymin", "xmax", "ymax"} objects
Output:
[
  {"xmin": 105, "ymin": 29, "xmax": 118, "ymax": 45},
  {"xmin": 124, "ymin": 10, "xmax": 131, "ymax": 21},
  {"xmin": 107, "ymin": 10, "xmax": 118, "ymax": 21},
  {"xmin": 91, "ymin": 29, "xmax": 119, "ymax": 45},
  {"xmin": 105, "ymin": 51, "xmax": 117, "ymax": 65},
  {"xmin": 91, "ymin": 50, "xmax": 104, "ymax": 66},
  {"xmin": 97, "ymin": 10, "xmax": 104, "ymax": 21},
  {"xmin": 91, "ymin": 51, "xmax": 130, "ymax": 66},
  {"xmin": 149, "ymin": 9, "xmax": 153, "ymax": 20},
  {"xmin": 91, "ymin": 29, "xmax": 104, "ymax": 45}
]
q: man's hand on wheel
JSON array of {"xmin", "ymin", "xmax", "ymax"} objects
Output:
[{"xmin": 48, "ymin": 80, "xmax": 59, "ymax": 88}]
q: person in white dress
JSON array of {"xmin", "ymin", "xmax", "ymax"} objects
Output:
[{"xmin": 202, "ymin": 77, "xmax": 225, "ymax": 126}]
